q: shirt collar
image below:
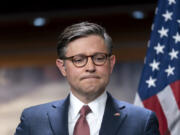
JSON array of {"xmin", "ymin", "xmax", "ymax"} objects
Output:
[
  {"xmin": 69, "ymin": 91, "xmax": 107, "ymax": 119},
  {"xmin": 69, "ymin": 92, "xmax": 84, "ymax": 119},
  {"xmin": 88, "ymin": 91, "xmax": 107, "ymax": 117}
]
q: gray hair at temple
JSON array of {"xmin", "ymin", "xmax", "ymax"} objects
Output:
[{"xmin": 57, "ymin": 22, "xmax": 113, "ymax": 59}]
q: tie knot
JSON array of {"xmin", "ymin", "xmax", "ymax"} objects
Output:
[{"xmin": 80, "ymin": 105, "xmax": 91, "ymax": 116}]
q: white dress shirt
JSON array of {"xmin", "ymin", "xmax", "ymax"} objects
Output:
[{"xmin": 68, "ymin": 91, "xmax": 107, "ymax": 135}]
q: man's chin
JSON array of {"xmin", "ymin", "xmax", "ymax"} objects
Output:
[{"xmin": 81, "ymin": 87, "xmax": 104, "ymax": 97}]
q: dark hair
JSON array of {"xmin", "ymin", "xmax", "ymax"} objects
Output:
[{"xmin": 57, "ymin": 21, "xmax": 113, "ymax": 59}]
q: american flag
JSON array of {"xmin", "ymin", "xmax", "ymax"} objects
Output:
[{"xmin": 134, "ymin": 0, "xmax": 180, "ymax": 135}]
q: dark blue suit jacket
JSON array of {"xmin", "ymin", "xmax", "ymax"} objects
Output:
[{"xmin": 14, "ymin": 92, "xmax": 160, "ymax": 135}]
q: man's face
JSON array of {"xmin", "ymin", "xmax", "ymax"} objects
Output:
[{"xmin": 56, "ymin": 35, "xmax": 115, "ymax": 102}]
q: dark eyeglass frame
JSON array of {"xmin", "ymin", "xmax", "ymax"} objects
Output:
[{"xmin": 61, "ymin": 53, "xmax": 112, "ymax": 68}]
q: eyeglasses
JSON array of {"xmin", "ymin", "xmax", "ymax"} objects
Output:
[{"xmin": 61, "ymin": 53, "xmax": 111, "ymax": 67}]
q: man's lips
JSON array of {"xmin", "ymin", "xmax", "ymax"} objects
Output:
[{"xmin": 80, "ymin": 75, "xmax": 100, "ymax": 80}]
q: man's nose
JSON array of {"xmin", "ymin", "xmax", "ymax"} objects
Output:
[{"xmin": 85, "ymin": 57, "xmax": 96, "ymax": 72}]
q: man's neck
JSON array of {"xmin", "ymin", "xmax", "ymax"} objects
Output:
[{"xmin": 71, "ymin": 90, "xmax": 106, "ymax": 104}]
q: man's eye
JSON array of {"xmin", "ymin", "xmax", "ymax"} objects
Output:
[
  {"xmin": 95, "ymin": 56, "xmax": 105, "ymax": 61},
  {"xmin": 97, "ymin": 57, "xmax": 104, "ymax": 60},
  {"xmin": 73, "ymin": 57, "xmax": 84, "ymax": 63}
]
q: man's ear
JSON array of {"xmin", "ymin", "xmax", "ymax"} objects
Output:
[
  {"xmin": 56, "ymin": 59, "xmax": 67, "ymax": 77},
  {"xmin": 110, "ymin": 55, "xmax": 116, "ymax": 73}
]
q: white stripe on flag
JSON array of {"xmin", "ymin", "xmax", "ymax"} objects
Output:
[
  {"xmin": 157, "ymin": 85, "xmax": 180, "ymax": 135},
  {"xmin": 134, "ymin": 93, "xmax": 144, "ymax": 107}
]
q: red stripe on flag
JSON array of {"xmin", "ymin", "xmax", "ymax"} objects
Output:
[
  {"xmin": 170, "ymin": 80, "xmax": 180, "ymax": 110},
  {"xmin": 143, "ymin": 95, "xmax": 170, "ymax": 135}
]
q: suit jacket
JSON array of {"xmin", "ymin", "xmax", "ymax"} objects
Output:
[{"xmin": 14, "ymin": 92, "xmax": 160, "ymax": 135}]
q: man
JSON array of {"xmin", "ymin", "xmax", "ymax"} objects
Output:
[{"xmin": 14, "ymin": 22, "xmax": 160, "ymax": 135}]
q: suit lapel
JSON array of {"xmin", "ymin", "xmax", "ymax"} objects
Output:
[
  {"xmin": 48, "ymin": 95, "xmax": 70, "ymax": 135},
  {"xmin": 99, "ymin": 93, "xmax": 127, "ymax": 135}
]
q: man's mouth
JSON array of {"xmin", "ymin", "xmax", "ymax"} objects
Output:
[{"xmin": 80, "ymin": 75, "xmax": 100, "ymax": 80}]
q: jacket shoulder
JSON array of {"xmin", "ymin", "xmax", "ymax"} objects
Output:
[
  {"xmin": 112, "ymin": 97, "xmax": 154, "ymax": 117},
  {"xmin": 22, "ymin": 99, "xmax": 66, "ymax": 117}
]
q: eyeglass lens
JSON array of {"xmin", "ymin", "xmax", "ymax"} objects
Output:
[{"xmin": 72, "ymin": 53, "xmax": 108, "ymax": 67}]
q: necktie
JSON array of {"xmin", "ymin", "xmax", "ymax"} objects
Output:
[{"xmin": 73, "ymin": 105, "xmax": 91, "ymax": 135}]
